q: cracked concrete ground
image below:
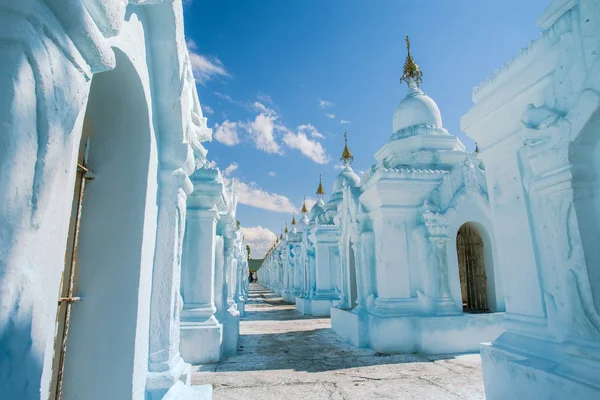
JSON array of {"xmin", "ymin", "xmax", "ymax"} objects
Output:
[{"xmin": 191, "ymin": 284, "xmax": 486, "ymax": 399}]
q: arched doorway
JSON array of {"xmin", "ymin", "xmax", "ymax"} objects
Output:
[
  {"xmin": 50, "ymin": 49, "xmax": 153, "ymax": 400},
  {"xmin": 456, "ymin": 223, "xmax": 489, "ymax": 312},
  {"xmin": 570, "ymin": 110, "xmax": 600, "ymax": 313}
]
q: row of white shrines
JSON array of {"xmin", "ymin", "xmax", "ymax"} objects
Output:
[
  {"xmin": 1, "ymin": 0, "xmax": 600, "ymax": 400},
  {"xmin": 258, "ymin": 1, "xmax": 600, "ymax": 399}
]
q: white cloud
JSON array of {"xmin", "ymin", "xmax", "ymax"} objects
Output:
[
  {"xmin": 247, "ymin": 113, "xmax": 281, "ymax": 154},
  {"xmin": 234, "ymin": 180, "xmax": 297, "ymax": 213},
  {"xmin": 187, "ymin": 41, "xmax": 229, "ymax": 84},
  {"xmin": 298, "ymin": 124, "xmax": 325, "ymax": 139},
  {"xmin": 325, "ymin": 113, "xmax": 336, "ymax": 119},
  {"xmin": 211, "ymin": 95, "xmax": 330, "ymax": 163},
  {"xmin": 340, "ymin": 119, "xmax": 352, "ymax": 124},
  {"xmin": 268, "ymin": 171, "xmax": 277, "ymax": 177},
  {"xmin": 319, "ymin": 99, "xmax": 334, "ymax": 108},
  {"xmin": 214, "ymin": 120, "xmax": 240, "ymax": 146},
  {"xmin": 252, "ymin": 102, "xmax": 277, "ymax": 117},
  {"xmin": 222, "ymin": 162, "xmax": 239, "ymax": 178},
  {"xmin": 257, "ymin": 94, "xmax": 275, "ymax": 106},
  {"xmin": 202, "ymin": 104, "xmax": 214, "ymax": 115},
  {"xmin": 282, "ymin": 130, "xmax": 330, "ymax": 164},
  {"xmin": 241, "ymin": 226, "xmax": 277, "ymax": 259}
]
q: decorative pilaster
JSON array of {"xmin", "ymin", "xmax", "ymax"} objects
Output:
[
  {"xmin": 179, "ymin": 166, "xmax": 227, "ymax": 364},
  {"xmin": 292, "ymin": 245, "xmax": 303, "ymax": 297},
  {"xmin": 422, "ymin": 209, "xmax": 459, "ymax": 315},
  {"xmin": 518, "ymin": 95, "xmax": 600, "ymax": 343},
  {"xmin": 144, "ymin": 169, "xmax": 194, "ymax": 398},
  {"xmin": 351, "ymin": 237, "xmax": 365, "ymax": 309}
]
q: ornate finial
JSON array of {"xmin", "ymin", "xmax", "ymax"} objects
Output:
[
  {"xmin": 340, "ymin": 132, "xmax": 354, "ymax": 166},
  {"xmin": 291, "ymin": 214, "xmax": 296, "ymax": 225},
  {"xmin": 301, "ymin": 196, "xmax": 308, "ymax": 214},
  {"xmin": 475, "ymin": 143, "xmax": 480, "ymax": 153},
  {"xmin": 316, "ymin": 174, "xmax": 325, "ymax": 197},
  {"xmin": 284, "ymin": 223, "xmax": 289, "ymax": 234},
  {"xmin": 280, "ymin": 230, "xmax": 284, "ymax": 240},
  {"xmin": 400, "ymin": 35, "xmax": 423, "ymax": 88}
]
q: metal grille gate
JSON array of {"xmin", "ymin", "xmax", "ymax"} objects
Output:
[
  {"xmin": 456, "ymin": 224, "xmax": 489, "ymax": 312},
  {"xmin": 50, "ymin": 137, "xmax": 94, "ymax": 400}
]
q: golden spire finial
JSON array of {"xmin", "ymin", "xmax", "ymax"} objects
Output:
[
  {"xmin": 400, "ymin": 35, "xmax": 423, "ymax": 88},
  {"xmin": 475, "ymin": 143, "xmax": 480, "ymax": 153},
  {"xmin": 284, "ymin": 223, "xmax": 288, "ymax": 234},
  {"xmin": 340, "ymin": 132, "xmax": 354, "ymax": 166},
  {"xmin": 301, "ymin": 196, "xmax": 308, "ymax": 214},
  {"xmin": 316, "ymin": 174, "xmax": 325, "ymax": 197},
  {"xmin": 291, "ymin": 214, "xmax": 296, "ymax": 225},
  {"xmin": 280, "ymin": 230, "xmax": 284, "ymax": 240}
]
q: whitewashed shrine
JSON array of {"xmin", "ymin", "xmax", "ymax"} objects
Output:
[
  {"xmin": 0, "ymin": 1, "xmax": 247, "ymax": 399},
  {"xmin": 462, "ymin": 0, "xmax": 600, "ymax": 398},
  {"xmin": 261, "ymin": 36, "xmax": 505, "ymax": 355}
]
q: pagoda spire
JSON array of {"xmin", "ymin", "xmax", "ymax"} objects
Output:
[
  {"xmin": 301, "ymin": 196, "xmax": 308, "ymax": 214},
  {"xmin": 316, "ymin": 174, "xmax": 325, "ymax": 197},
  {"xmin": 400, "ymin": 35, "xmax": 423, "ymax": 88},
  {"xmin": 291, "ymin": 214, "xmax": 296, "ymax": 225},
  {"xmin": 284, "ymin": 223, "xmax": 288, "ymax": 234},
  {"xmin": 340, "ymin": 132, "xmax": 354, "ymax": 166}
]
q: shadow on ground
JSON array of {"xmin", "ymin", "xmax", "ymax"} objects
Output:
[
  {"xmin": 192, "ymin": 284, "xmax": 485, "ymax": 400},
  {"xmin": 204, "ymin": 284, "xmax": 464, "ymax": 373}
]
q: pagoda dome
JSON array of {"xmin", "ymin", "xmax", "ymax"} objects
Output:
[
  {"xmin": 332, "ymin": 166, "xmax": 360, "ymax": 194},
  {"xmin": 392, "ymin": 35, "xmax": 444, "ymax": 137},
  {"xmin": 393, "ymin": 87, "xmax": 442, "ymax": 134}
]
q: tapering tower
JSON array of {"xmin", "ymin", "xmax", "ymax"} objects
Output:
[
  {"xmin": 316, "ymin": 174, "xmax": 325, "ymax": 197},
  {"xmin": 372, "ymin": 34, "xmax": 466, "ymax": 170},
  {"xmin": 392, "ymin": 35, "xmax": 445, "ymax": 140},
  {"xmin": 340, "ymin": 132, "xmax": 354, "ymax": 166}
]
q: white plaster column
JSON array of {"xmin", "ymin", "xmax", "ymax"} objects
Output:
[
  {"xmin": 431, "ymin": 239, "xmax": 460, "ymax": 314},
  {"xmin": 146, "ymin": 169, "xmax": 196, "ymax": 398},
  {"xmin": 292, "ymin": 246, "xmax": 303, "ymax": 297},
  {"xmin": 308, "ymin": 247, "xmax": 317, "ymax": 297},
  {"xmin": 422, "ymin": 211, "xmax": 459, "ymax": 315},
  {"xmin": 351, "ymin": 236, "xmax": 365, "ymax": 309},
  {"xmin": 213, "ymin": 235, "xmax": 226, "ymax": 321},
  {"xmin": 180, "ymin": 207, "xmax": 223, "ymax": 364},
  {"xmin": 225, "ymin": 241, "xmax": 238, "ymax": 310},
  {"xmin": 282, "ymin": 257, "xmax": 289, "ymax": 296},
  {"xmin": 220, "ymin": 237, "xmax": 240, "ymax": 355},
  {"xmin": 235, "ymin": 256, "xmax": 247, "ymax": 315}
]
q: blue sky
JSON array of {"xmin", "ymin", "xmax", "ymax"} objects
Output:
[{"xmin": 183, "ymin": 0, "xmax": 549, "ymax": 257}]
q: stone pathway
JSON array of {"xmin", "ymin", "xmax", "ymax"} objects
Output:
[{"xmin": 191, "ymin": 283, "xmax": 485, "ymax": 399}]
